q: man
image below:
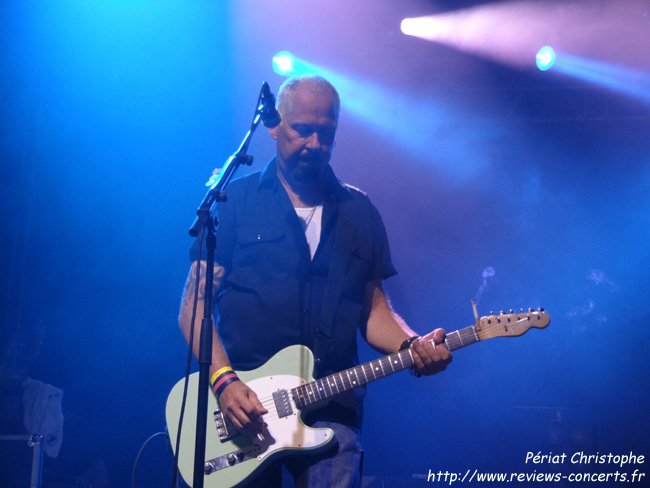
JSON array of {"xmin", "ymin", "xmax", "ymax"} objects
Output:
[{"xmin": 179, "ymin": 76, "xmax": 452, "ymax": 487}]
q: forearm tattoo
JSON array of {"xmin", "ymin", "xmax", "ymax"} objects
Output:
[{"xmin": 182, "ymin": 261, "xmax": 223, "ymax": 306}]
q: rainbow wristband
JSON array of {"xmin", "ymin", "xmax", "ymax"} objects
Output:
[
  {"xmin": 212, "ymin": 372, "xmax": 240, "ymax": 396},
  {"xmin": 212, "ymin": 373, "xmax": 241, "ymax": 398},
  {"xmin": 210, "ymin": 366, "xmax": 233, "ymax": 386}
]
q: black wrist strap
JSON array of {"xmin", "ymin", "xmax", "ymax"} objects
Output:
[
  {"xmin": 400, "ymin": 336, "xmax": 420, "ymax": 351},
  {"xmin": 400, "ymin": 336, "xmax": 422, "ymax": 377}
]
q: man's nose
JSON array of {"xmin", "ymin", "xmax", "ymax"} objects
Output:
[{"xmin": 305, "ymin": 131, "xmax": 321, "ymax": 149}]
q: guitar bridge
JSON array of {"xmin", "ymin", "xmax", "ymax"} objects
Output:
[
  {"xmin": 213, "ymin": 410, "xmax": 237, "ymax": 441},
  {"xmin": 273, "ymin": 389, "xmax": 293, "ymax": 418}
]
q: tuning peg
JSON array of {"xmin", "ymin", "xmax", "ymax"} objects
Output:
[
  {"xmin": 539, "ymin": 307, "xmax": 545, "ymax": 312},
  {"xmin": 500, "ymin": 310, "xmax": 506, "ymax": 315},
  {"xmin": 509, "ymin": 309, "xmax": 514, "ymax": 314}
]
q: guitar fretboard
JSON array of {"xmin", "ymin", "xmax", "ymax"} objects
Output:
[
  {"xmin": 291, "ymin": 325, "xmax": 480, "ymax": 409},
  {"xmin": 444, "ymin": 325, "xmax": 480, "ymax": 351}
]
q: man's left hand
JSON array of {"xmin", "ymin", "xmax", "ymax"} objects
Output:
[{"xmin": 410, "ymin": 328, "xmax": 453, "ymax": 376}]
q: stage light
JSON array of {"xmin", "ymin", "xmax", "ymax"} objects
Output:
[
  {"xmin": 400, "ymin": 17, "xmax": 442, "ymax": 40},
  {"xmin": 400, "ymin": 18, "xmax": 417, "ymax": 36},
  {"xmin": 536, "ymin": 46, "xmax": 556, "ymax": 71},
  {"xmin": 272, "ymin": 52, "xmax": 296, "ymax": 76},
  {"xmin": 271, "ymin": 52, "xmax": 322, "ymax": 78}
]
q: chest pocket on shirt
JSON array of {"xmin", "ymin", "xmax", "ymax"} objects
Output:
[
  {"xmin": 340, "ymin": 249, "xmax": 373, "ymax": 304},
  {"xmin": 231, "ymin": 225, "xmax": 293, "ymax": 285}
]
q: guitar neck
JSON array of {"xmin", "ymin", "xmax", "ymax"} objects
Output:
[{"xmin": 292, "ymin": 325, "xmax": 479, "ymax": 409}]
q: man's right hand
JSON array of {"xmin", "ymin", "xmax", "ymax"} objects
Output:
[{"xmin": 218, "ymin": 381, "xmax": 268, "ymax": 436}]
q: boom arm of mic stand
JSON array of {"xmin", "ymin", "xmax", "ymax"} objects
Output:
[{"xmin": 189, "ymin": 121, "xmax": 258, "ymax": 237}]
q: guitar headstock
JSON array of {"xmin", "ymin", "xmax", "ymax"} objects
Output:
[{"xmin": 476, "ymin": 308, "xmax": 550, "ymax": 341}]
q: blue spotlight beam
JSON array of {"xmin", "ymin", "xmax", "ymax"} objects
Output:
[
  {"xmin": 554, "ymin": 55, "xmax": 650, "ymax": 103},
  {"xmin": 269, "ymin": 53, "xmax": 493, "ymax": 179}
]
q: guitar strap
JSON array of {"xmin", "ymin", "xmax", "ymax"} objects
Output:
[{"xmin": 312, "ymin": 195, "xmax": 363, "ymax": 376}]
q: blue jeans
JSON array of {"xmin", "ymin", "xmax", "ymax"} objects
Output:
[{"xmin": 246, "ymin": 421, "xmax": 362, "ymax": 488}]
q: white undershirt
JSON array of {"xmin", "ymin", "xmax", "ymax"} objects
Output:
[{"xmin": 295, "ymin": 205, "xmax": 323, "ymax": 259}]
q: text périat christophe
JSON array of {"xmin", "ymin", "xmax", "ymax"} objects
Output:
[{"xmin": 526, "ymin": 451, "xmax": 644, "ymax": 469}]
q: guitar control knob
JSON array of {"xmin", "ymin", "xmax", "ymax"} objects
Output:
[{"xmin": 227, "ymin": 453, "xmax": 237, "ymax": 466}]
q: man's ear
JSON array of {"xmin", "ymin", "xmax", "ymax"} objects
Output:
[{"xmin": 269, "ymin": 126, "xmax": 278, "ymax": 141}]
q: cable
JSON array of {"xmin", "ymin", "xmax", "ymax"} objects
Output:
[
  {"xmin": 132, "ymin": 431, "xmax": 169, "ymax": 488},
  {"xmin": 172, "ymin": 226, "xmax": 206, "ymax": 488}
]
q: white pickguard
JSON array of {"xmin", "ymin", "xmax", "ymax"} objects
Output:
[
  {"xmin": 243, "ymin": 374, "xmax": 332, "ymax": 458},
  {"xmin": 166, "ymin": 345, "xmax": 335, "ymax": 488}
]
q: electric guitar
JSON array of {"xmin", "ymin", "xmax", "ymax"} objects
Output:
[{"xmin": 166, "ymin": 308, "xmax": 550, "ymax": 487}]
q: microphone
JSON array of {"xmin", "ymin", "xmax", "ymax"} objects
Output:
[{"xmin": 260, "ymin": 82, "xmax": 282, "ymax": 128}]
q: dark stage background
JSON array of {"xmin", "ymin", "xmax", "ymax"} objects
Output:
[{"xmin": 2, "ymin": 1, "xmax": 649, "ymax": 487}]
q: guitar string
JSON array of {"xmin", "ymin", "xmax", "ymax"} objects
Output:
[
  {"xmin": 236, "ymin": 313, "xmax": 547, "ymax": 421},
  {"xmin": 255, "ymin": 359, "xmax": 402, "ymax": 411},
  {"xmin": 228, "ymin": 314, "xmax": 547, "ymax": 431},
  {"xmin": 254, "ymin": 345, "xmax": 429, "ymax": 407},
  {"xmin": 251, "ymin": 317, "xmax": 544, "ymax": 404},
  {"xmin": 253, "ymin": 356, "xmax": 464, "ymax": 423},
  {"xmin": 247, "ymin": 346, "xmax": 440, "ymax": 424}
]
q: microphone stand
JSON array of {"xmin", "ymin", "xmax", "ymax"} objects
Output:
[{"xmin": 187, "ymin": 83, "xmax": 269, "ymax": 488}]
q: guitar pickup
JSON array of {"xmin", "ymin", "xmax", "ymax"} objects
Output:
[
  {"xmin": 213, "ymin": 410, "xmax": 237, "ymax": 441},
  {"xmin": 273, "ymin": 389, "xmax": 293, "ymax": 418}
]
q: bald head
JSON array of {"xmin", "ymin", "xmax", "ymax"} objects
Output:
[{"xmin": 277, "ymin": 76, "xmax": 340, "ymax": 125}]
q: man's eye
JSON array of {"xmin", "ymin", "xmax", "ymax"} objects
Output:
[
  {"xmin": 292, "ymin": 125, "xmax": 336, "ymax": 145},
  {"xmin": 319, "ymin": 130, "xmax": 335, "ymax": 144},
  {"xmin": 293, "ymin": 125, "xmax": 313, "ymax": 137}
]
